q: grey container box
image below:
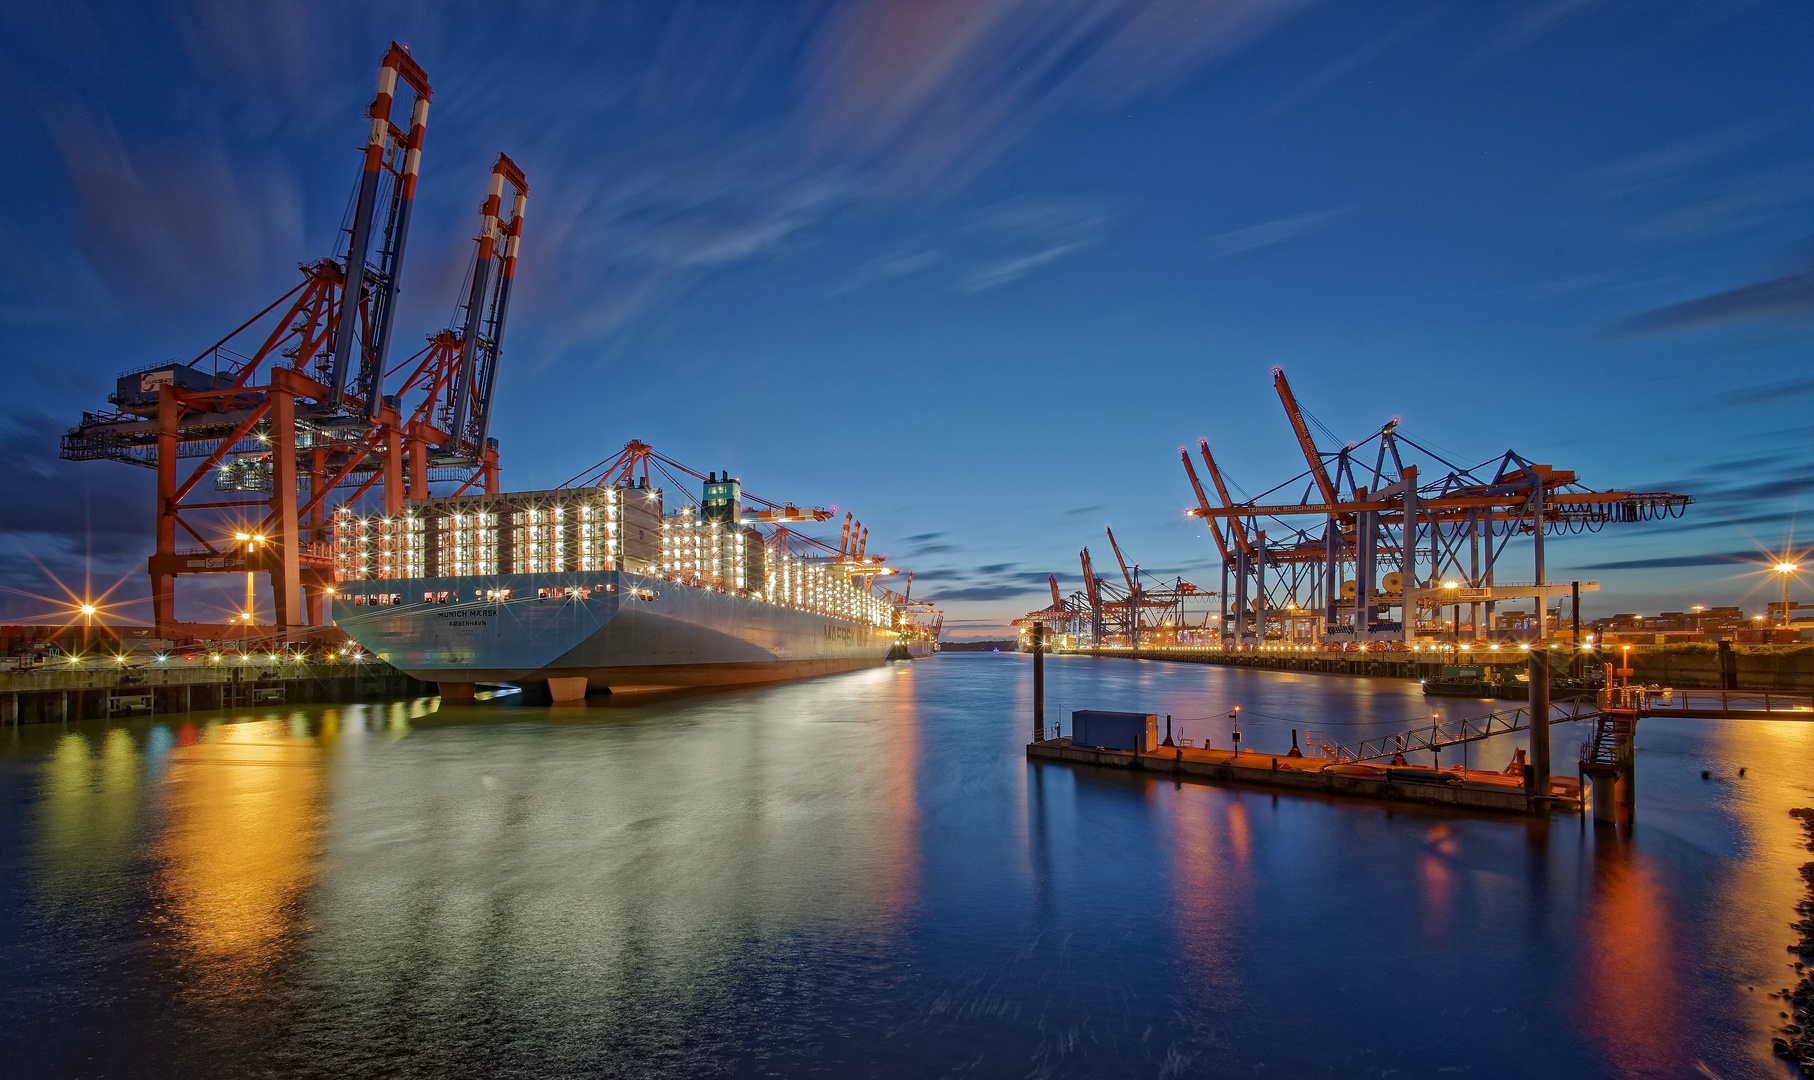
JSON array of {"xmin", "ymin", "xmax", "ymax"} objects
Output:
[
  {"xmin": 112, "ymin": 365, "xmax": 234, "ymax": 409},
  {"xmin": 1070, "ymin": 710, "xmax": 1158, "ymax": 752}
]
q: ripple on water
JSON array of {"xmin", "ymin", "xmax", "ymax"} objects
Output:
[{"xmin": 2, "ymin": 654, "xmax": 1810, "ymax": 1078}]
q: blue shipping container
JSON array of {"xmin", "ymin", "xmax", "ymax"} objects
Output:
[{"xmin": 1070, "ymin": 710, "xmax": 1158, "ymax": 752}]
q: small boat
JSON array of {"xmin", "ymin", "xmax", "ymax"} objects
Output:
[
  {"xmin": 1322, "ymin": 763, "xmax": 1387, "ymax": 777},
  {"xmin": 1386, "ymin": 767, "xmax": 1459, "ymax": 785}
]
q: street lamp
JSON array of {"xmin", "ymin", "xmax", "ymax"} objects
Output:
[
  {"xmin": 1440, "ymin": 581, "xmax": 1462, "ymax": 650},
  {"xmin": 233, "ymin": 531, "xmax": 266, "ymax": 627},
  {"xmin": 71, "ymin": 600, "xmax": 102, "ymax": 656},
  {"xmin": 1774, "ymin": 562, "xmax": 1799, "ymax": 627}
]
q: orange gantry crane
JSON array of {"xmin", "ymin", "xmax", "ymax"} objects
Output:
[
  {"xmin": 61, "ymin": 43, "xmax": 527, "ymax": 635},
  {"xmin": 1181, "ymin": 368, "xmax": 1692, "ymax": 645},
  {"xmin": 1023, "ymin": 530, "xmax": 1209, "ymax": 648},
  {"xmin": 1012, "ymin": 574, "xmax": 1080, "ymax": 638}
]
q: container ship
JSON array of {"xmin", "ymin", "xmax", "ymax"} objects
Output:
[{"xmin": 331, "ymin": 442, "xmax": 941, "ymax": 701}]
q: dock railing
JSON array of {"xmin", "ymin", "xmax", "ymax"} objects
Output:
[
  {"xmin": 1312, "ymin": 696, "xmax": 1601, "ymax": 764},
  {"xmin": 1634, "ymin": 689, "xmax": 1814, "ymax": 716}
]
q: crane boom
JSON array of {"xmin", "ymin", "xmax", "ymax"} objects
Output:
[
  {"xmin": 1185, "ymin": 490, "xmax": 1663, "ymax": 518},
  {"xmin": 1180, "ymin": 449, "xmax": 1233, "ymax": 563},
  {"xmin": 1080, "ymin": 548, "xmax": 1102, "ymax": 612},
  {"xmin": 1273, "ymin": 367, "xmax": 1339, "ymax": 505},
  {"xmin": 328, "ymin": 42, "xmax": 432, "ymax": 417},
  {"xmin": 1049, "ymin": 574, "xmax": 1062, "ymax": 610},
  {"xmin": 1198, "ymin": 440, "xmax": 1254, "ymax": 555},
  {"xmin": 1105, "ymin": 527, "xmax": 1136, "ymax": 595},
  {"xmin": 443, "ymin": 153, "xmax": 527, "ymax": 459}
]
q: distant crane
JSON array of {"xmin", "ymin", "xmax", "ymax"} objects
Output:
[
  {"xmin": 1081, "ymin": 547, "xmax": 1105, "ymax": 641},
  {"xmin": 1179, "ymin": 368, "xmax": 1693, "ymax": 646}
]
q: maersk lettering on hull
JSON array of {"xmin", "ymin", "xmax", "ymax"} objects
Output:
[{"xmin": 333, "ymin": 571, "xmax": 899, "ymax": 688}]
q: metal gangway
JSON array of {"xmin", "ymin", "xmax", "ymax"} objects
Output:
[
  {"xmin": 1634, "ymin": 689, "xmax": 1814, "ymax": 718},
  {"xmin": 1309, "ymin": 695, "xmax": 1602, "ymax": 764}
]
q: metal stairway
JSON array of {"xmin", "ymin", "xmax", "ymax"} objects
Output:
[{"xmin": 1580, "ymin": 713, "xmax": 1634, "ymax": 767}]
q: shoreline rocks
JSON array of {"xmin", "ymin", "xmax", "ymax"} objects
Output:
[{"xmin": 1773, "ymin": 808, "xmax": 1814, "ymax": 1072}]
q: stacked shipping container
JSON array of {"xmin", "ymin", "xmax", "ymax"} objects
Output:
[{"xmin": 334, "ymin": 483, "xmax": 663, "ymax": 580}]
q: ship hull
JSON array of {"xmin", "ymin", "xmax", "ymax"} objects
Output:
[{"xmin": 334, "ymin": 571, "xmax": 900, "ymax": 690}]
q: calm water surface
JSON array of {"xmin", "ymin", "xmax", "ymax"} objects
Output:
[{"xmin": 2, "ymin": 654, "xmax": 1810, "ymax": 1079}]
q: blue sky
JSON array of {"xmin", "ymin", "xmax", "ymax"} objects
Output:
[{"xmin": 1, "ymin": 0, "xmax": 1810, "ymax": 635}]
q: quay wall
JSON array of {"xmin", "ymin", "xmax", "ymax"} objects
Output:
[
  {"xmin": 1075, "ymin": 647, "xmax": 1478, "ymax": 681},
  {"xmin": 1629, "ymin": 644, "xmax": 1814, "ymax": 690},
  {"xmin": 2, "ymin": 663, "xmax": 431, "ymax": 725},
  {"xmin": 1074, "ymin": 644, "xmax": 1814, "ymax": 690}
]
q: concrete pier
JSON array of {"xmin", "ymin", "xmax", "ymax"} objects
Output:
[{"xmin": 2, "ymin": 660, "xmax": 429, "ymax": 725}]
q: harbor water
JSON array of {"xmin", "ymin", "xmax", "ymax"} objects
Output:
[{"xmin": 2, "ymin": 653, "xmax": 1810, "ymax": 1078}]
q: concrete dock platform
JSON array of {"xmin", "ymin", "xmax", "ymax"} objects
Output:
[
  {"xmin": 1027, "ymin": 737, "xmax": 1582, "ymax": 816},
  {"xmin": 2, "ymin": 661, "xmax": 430, "ymax": 725}
]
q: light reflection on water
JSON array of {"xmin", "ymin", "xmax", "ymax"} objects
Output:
[
  {"xmin": 1, "ymin": 653, "xmax": 1810, "ymax": 1078},
  {"xmin": 155, "ymin": 717, "xmax": 324, "ymax": 1000}
]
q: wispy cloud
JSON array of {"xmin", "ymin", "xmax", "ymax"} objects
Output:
[
  {"xmin": 0, "ymin": 411, "xmax": 153, "ymax": 617},
  {"xmin": 831, "ymin": 246, "xmax": 946, "ymax": 295},
  {"xmin": 962, "ymin": 243, "xmax": 1092, "ymax": 292},
  {"xmin": 1626, "ymin": 450, "xmax": 1810, "ymax": 545},
  {"xmin": 1611, "ymin": 254, "xmax": 1814, "ymax": 335},
  {"xmin": 959, "ymin": 193, "xmax": 1118, "ymax": 291},
  {"xmin": 34, "ymin": 96, "xmax": 305, "ymax": 314},
  {"xmin": 925, "ymin": 584, "xmax": 1043, "ymax": 602},
  {"xmin": 1572, "ymin": 550, "xmax": 1771, "ymax": 571},
  {"xmin": 804, "ymin": 0, "xmax": 1310, "ymax": 190},
  {"xmin": 527, "ymin": 150, "xmax": 858, "ymax": 355},
  {"xmin": 1266, "ymin": 10, "xmax": 1440, "ymax": 118},
  {"xmin": 1590, "ymin": 115, "xmax": 1793, "ymax": 192},
  {"xmin": 908, "ymin": 542, "xmax": 958, "ymax": 557},
  {"xmin": 1209, "ymin": 208, "xmax": 1343, "ymax": 256},
  {"xmin": 1462, "ymin": 0, "xmax": 1606, "ymax": 70},
  {"xmin": 1626, "ymin": 165, "xmax": 1814, "ymax": 243},
  {"xmin": 1717, "ymin": 376, "xmax": 1814, "ymax": 406},
  {"xmin": 16, "ymin": 2, "xmax": 1308, "ymax": 358},
  {"xmin": 0, "ymin": 412, "xmax": 150, "ymax": 548},
  {"xmin": 904, "ymin": 567, "xmax": 969, "ymax": 583}
]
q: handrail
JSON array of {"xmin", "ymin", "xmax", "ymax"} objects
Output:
[{"xmin": 1315, "ymin": 696, "xmax": 1600, "ymax": 763}]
